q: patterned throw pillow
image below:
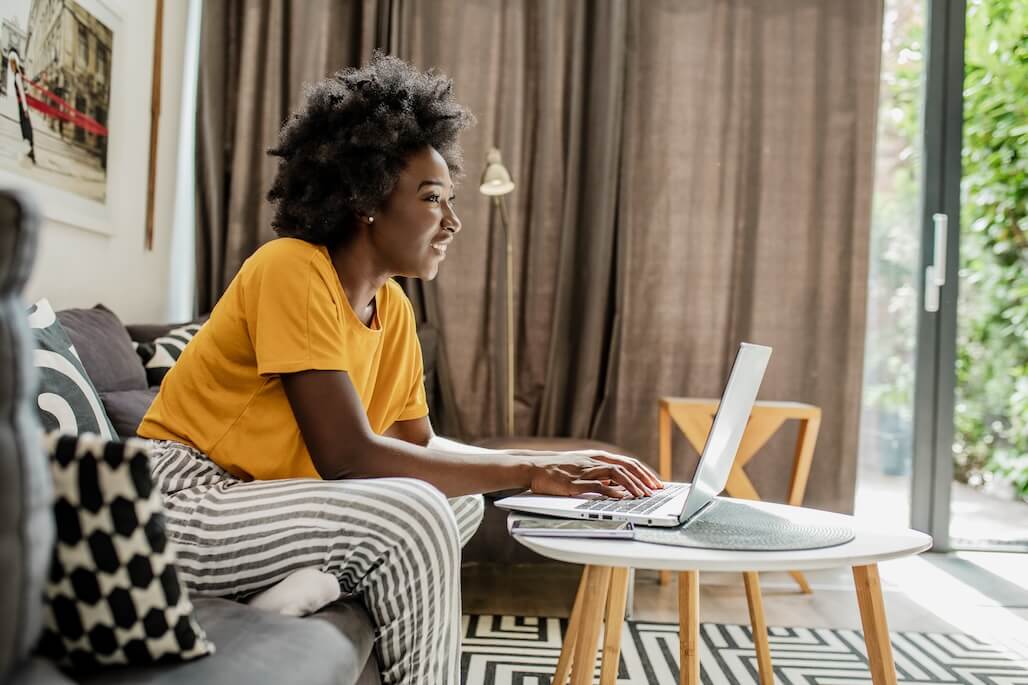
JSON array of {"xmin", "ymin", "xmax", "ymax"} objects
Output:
[
  {"xmin": 28, "ymin": 299, "xmax": 117, "ymax": 439},
  {"xmin": 134, "ymin": 323, "xmax": 204, "ymax": 387},
  {"xmin": 36, "ymin": 433, "xmax": 214, "ymax": 672}
]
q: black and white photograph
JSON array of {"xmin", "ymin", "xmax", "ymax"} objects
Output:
[{"xmin": 1, "ymin": 0, "xmax": 113, "ymax": 204}]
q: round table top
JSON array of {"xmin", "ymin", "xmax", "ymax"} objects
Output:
[{"xmin": 509, "ymin": 498, "xmax": 932, "ymax": 572}]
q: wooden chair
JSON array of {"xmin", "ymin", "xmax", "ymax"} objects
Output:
[{"xmin": 657, "ymin": 398, "xmax": 822, "ymax": 592}]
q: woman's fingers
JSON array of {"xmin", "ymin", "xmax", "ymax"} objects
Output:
[
  {"xmin": 594, "ymin": 453, "xmax": 664, "ymax": 489},
  {"xmin": 534, "ymin": 454, "xmax": 660, "ymax": 499},
  {"xmin": 582, "ymin": 464, "xmax": 650, "ymax": 497},
  {"xmin": 569, "ymin": 480, "xmax": 629, "ymax": 499}
]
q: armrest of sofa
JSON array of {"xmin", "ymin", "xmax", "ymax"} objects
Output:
[
  {"xmin": 0, "ymin": 190, "xmax": 56, "ymax": 679},
  {"xmin": 126, "ymin": 313, "xmax": 210, "ymax": 344}
]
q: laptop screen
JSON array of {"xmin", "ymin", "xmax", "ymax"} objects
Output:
[{"xmin": 680, "ymin": 343, "xmax": 772, "ymax": 522}]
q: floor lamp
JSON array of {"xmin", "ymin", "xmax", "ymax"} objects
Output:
[{"xmin": 479, "ymin": 148, "xmax": 516, "ymax": 435}]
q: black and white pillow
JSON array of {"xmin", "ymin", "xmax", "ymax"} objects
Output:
[
  {"xmin": 36, "ymin": 433, "xmax": 214, "ymax": 672},
  {"xmin": 134, "ymin": 323, "xmax": 203, "ymax": 387},
  {"xmin": 28, "ymin": 299, "xmax": 117, "ymax": 439}
]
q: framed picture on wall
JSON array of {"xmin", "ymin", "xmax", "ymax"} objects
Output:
[{"xmin": 0, "ymin": 0, "xmax": 119, "ymax": 235}]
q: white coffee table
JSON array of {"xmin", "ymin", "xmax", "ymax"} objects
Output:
[{"xmin": 509, "ymin": 499, "xmax": 932, "ymax": 685}]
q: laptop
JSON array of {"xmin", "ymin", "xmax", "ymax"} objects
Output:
[{"xmin": 496, "ymin": 342, "xmax": 772, "ymax": 528}]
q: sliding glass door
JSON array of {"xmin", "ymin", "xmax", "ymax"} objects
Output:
[
  {"xmin": 911, "ymin": 0, "xmax": 1026, "ymax": 552},
  {"xmin": 859, "ymin": 0, "xmax": 1025, "ymax": 552}
]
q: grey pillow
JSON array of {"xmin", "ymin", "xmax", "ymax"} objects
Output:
[
  {"xmin": 56, "ymin": 305, "xmax": 147, "ymax": 393},
  {"xmin": 28, "ymin": 299, "xmax": 117, "ymax": 440},
  {"xmin": 100, "ymin": 389, "xmax": 159, "ymax": 439}
]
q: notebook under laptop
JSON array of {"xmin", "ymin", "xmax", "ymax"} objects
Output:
[{"xmin": 495, "ymin": 342, "xmax": 772, "ymax": 528}]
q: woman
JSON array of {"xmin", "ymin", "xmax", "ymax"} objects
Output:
[
  {"xmin": 5, "ymin": 50, "xmax": 36, "ymax": 165},
  {"xmin": 138, "ymin": 53, "xmax": 660, "ymax": 684}
]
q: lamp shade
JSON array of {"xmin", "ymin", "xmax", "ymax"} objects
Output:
[{"xmin": 479, "ymin": 147, "xmax": 515, "ymax": 196}]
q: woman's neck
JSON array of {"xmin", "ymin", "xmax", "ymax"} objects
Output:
[{"xmin": 328, "ymin": 238, "xmax": 390, "ymax": 326}]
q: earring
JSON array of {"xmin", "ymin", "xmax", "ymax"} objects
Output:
[{"xmin": 368, "ymin": 216, "xmax": 375, "ymax": 223}]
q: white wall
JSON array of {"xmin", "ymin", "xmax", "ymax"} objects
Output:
[{"xmin": 24, "ymin": 0, "xmax": 192, "ymax": 324}]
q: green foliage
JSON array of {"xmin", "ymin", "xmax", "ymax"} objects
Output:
[
  {"xmin": 955, "ymin": 0, "xmax": 1028, "ymax": 497},
  {"xmin": 865, "ymin": 0, "xmax": 1026, "ymax": 499}
]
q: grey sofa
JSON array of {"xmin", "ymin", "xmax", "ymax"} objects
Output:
[{"xmin": 0, "ymin": 190, "xmax": 381, "ymax": 685}]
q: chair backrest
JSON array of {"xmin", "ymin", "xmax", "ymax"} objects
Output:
[{"xmin": 0, "ymin": 190, "xmax": 52, "ymax": 677}]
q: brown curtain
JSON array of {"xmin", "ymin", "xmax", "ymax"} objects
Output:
[
  {"xmin": 603, "ymin": 1, "xmax": 883, "ymax": 512},
  {"xmin": 195, "ymin": 0, "xmax": 881, "ymax": 512},
  {"xmin": 195, "ymin": 0, "xmax": 374, "ymax": 314}
]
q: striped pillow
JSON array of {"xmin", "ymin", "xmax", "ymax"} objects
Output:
[
  {"xmin": 28, "ymin": 298, "xmax": 117, "ymax": 439},
  {"xmin": 133, "ymin": 323, "xmax": 203, "ymax": 387}
]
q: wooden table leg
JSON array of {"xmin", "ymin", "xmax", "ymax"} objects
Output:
[
  {"xmin": 569, "ymin": 565, "xmax": 612, "ymax": 685},
  {"xmin": 678, "ymin": 571, "xmax": 700, "ymax": 685},
  {"xmin": 743, "ymin": 572, "xmax": 774, "ymax": 685},
  {"xmin": 553, "ymin": 566, "xmax": 591, "ymax": 684},
  {"xmin": 600, "ymin": 567, "xmax": 631, "ymax": 685},
  {"xmin": 853, "ymin": 564, "xmax": 898, "ymax": 685}
]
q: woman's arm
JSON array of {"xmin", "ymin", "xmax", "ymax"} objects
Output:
[
  {"xmin": 282, "ymin": 369, "xmax": 660, "ymax": 498},
  {"xmin": 385, "ymin": 418, "xmax": 637, "ymax": 465},
  {"xmin": 383, "ymin": 418, "xmax": 498, "ymax": 455}
]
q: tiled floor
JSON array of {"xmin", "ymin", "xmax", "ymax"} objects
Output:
[{"xmin": 854, "ymin": 465, "xmax": 1028, "ymax": 549}]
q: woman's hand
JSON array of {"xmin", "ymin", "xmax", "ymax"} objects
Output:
[{"xmin": 527, "ymin": 451, "xmax": 664, "ymax": 499}]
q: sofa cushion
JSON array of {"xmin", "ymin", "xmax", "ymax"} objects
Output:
[
  {"xmin": 28, "ymin": 299, "xmax": 117, "ymax": 440},
  {"xmin": 5, "ymin": 658, "xmax": 76, "ymax": 685},
  {"xmin": 56, "ymin": 305, "xmax": 148, "ymax": 393},
  {"xmin": 0, "ymin": 190, "xmax": 55, "ymax": 680},
  {"xmin": 37, "ymin": 433, "xmax": 213, "ymax": 673},
  {"xmin": 100, "ymin": 389, "xmax": 158, "ymax": 439},
  {"xmin": 77, "ymin": 598, "xmax": 378, "ymax": 685},
  {"xmin": 134, "ymin": 323, "xmax": 204, "ymax": 387}
]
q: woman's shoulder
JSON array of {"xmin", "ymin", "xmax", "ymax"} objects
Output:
[
  {"xmin": 240, "ymin": 238, "xmax": 332, "ymax": 283},
  {"xmin": 249, "ymin": 237, "xmax": 325, "ymax": 265}
]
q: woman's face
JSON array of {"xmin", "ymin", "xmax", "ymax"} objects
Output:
[{"xmin": 369, "ymin": 146, "xmax": 461, "ymax": 280}]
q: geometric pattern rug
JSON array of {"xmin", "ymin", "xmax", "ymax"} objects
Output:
[{"xmin": 461, "ymin": 614, "xmax": 1028, "ymax": 684}]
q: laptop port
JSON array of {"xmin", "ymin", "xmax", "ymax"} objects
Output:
[{"xmin": 589, "ymin": 514, "xmax": 598, "ymax": 519}]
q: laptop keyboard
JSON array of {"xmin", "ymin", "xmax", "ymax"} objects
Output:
[{"xmin": 575, "ymin": 484, "xmax": 685, "ymax": 516}]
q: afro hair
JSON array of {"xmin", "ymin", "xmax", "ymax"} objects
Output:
[{"xmin": 266, "ymin": 52, "xmax": 475, "ymax": 246}]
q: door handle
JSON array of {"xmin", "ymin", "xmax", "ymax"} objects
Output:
[{"xmin": 924, "ymin": 213, "xmax": 948, "ymax": 312}]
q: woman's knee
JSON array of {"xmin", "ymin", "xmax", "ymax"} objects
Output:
[
  {"xmin": 449, "ymin": 494, "xmax": 484, "ymax": 547},
  {"xmin": 372, "ymin": 478, "xmax": 461, "ymax": 556}
]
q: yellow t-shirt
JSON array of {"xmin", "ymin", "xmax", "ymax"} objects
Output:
[{"xmin": 138, "ymin": 238, "xmax": 428, "ymax": 480}]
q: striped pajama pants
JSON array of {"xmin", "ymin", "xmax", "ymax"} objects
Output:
[{"xmin": 148, "ymin": 440, "xmax": 484, "ymax": 685}]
